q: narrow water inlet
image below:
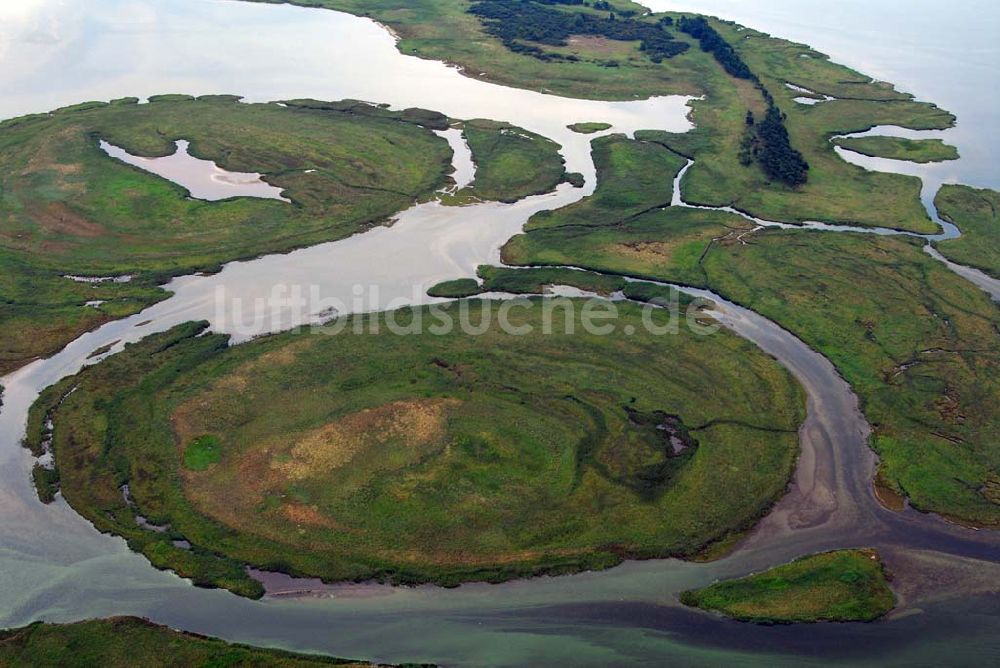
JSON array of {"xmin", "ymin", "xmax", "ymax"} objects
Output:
[
  {"xmin": 100, "ymin": 139, "xmax": 290, "ymax": 202},
  {"xmin": 434, "ymin": 128, "xmax": 476, "ymax": 191}
]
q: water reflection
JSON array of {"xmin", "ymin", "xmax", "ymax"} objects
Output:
[{"xmin": 101, "ymin": 139, "xmax": 290, "ymax": 202}]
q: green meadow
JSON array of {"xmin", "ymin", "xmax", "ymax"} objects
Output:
[
  {"xmin": 29, "ymin": 301, "xmax": 804, "ymax": 595},
  {"xmin": 0, "ymin": 617, "xmax": 379, "ymax": 667}
]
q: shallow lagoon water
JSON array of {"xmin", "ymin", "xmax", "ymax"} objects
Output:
[
  {"xmin": 0, "ymin": 1, "xmax": 999, "ymax": 665},
  {"xmin": 100, "ymin": 139, "xmax": 291, "ymax": 201}
]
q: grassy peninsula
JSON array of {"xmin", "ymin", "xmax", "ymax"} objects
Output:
[
  {"xmin": 246, "ymin": 0, "xmax": 705, "ymax": 101},
  {"xmin": 28, "ymin": 302, "xmax": 804, "ymax": 595},
  {"xmin": 0, "ymin": 617, "xmax": 388, "ymax": 666},
  {"xmin": 681, "ymin": 549, "xmax": 895, "ymax": 623},
  {"xmin": 833, "ymin": 136, "xmax": 959, "ymax": 163},
  {"xmin": 934, "ymin": 184, "xmax": 1000, "ymax": 278},
  {"xmin": 527, "ymin": 134, "xmax": 686, "ymax": 232},
  {"xmin": 457, "ymin": 119, "xmax": 570, "ymax": 202}
]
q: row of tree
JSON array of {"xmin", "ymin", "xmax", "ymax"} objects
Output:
[
  {"xmin": 680, "ymin": 16, "xmax": 808, "ymax": 186},
  {"xmin": 677, "ymin": 16, "xmax": 752, "ymax": 79},
  {"xmin": 468, "ymin": 1, "xmax": 689, "ymax": 63}
]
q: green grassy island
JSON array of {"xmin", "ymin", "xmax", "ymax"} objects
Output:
[
  {"xmin": 426, "ymin": 278, "xmax": 483, "ymax": 299},
  {"xmin": 681, "ymin": 549, "xmax": 895, "ymax": 623},
  {"xmin": 568, "ymin": 122, "xmax": 613, "ymax": 134},
  {"xmin": 833, "ymin": 136, "xmax": 959, "ymax": 163},
  {"xmin": 28, "ymin": 302, "xmax": 804, "ymax": 595},
  {"xmin": 0, "ymin": 617, "xmax": 399, "ymax": 666}
]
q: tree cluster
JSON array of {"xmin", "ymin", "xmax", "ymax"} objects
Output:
[
  {"xmin": 739, "ymin": 106, "xmax": 809, "ymax": 186},
  {"xmin": 468, "ymin": 1, "xmax": 689, "ymax": 63}
]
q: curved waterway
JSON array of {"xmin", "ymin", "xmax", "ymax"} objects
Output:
[
  {"xmin": 1, "ymin": 0, "xmax": 999, "ymax": 665},
  {"xmin": 670, "ymin": 158, "xmax": 1000, "ymax": 302}
]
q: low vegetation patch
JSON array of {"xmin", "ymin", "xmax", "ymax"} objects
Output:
[
  {"xmin": 681, "ymin": 549, "xmax": 895, "ymax": 623},
  {"xmin": 427, "ymin": 278, "xmax": 481, "ymax": 298},
  {"xmin": 31, "ymin": 465, "xmax": 60, "ymax": 504},
  {"xmin": 0, "ymin": 617, "xmax": 387, "ymax": 666},
  {"xmin": 29, "ymin": 302, "xmax": 804, "ymax": 595}
]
